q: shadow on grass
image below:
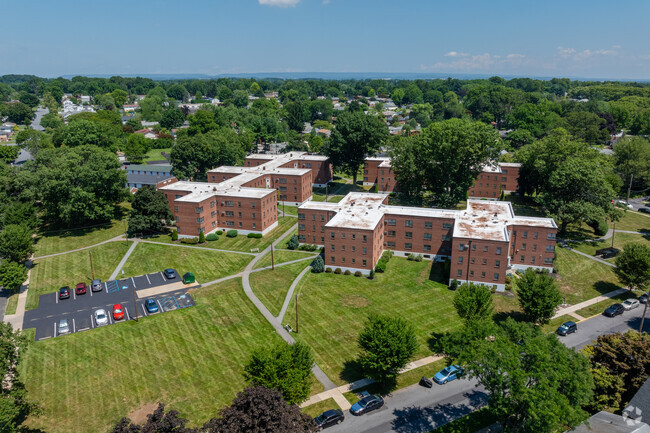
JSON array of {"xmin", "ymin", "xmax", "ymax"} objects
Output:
[
  {"xmin": 593, "ymin": 280, "xmax": 621, "ymax": 296},
  {"xmin": 429, "ymin": 262, "xmax": 448, "ymax": 283},
  {"xmin": 340, "ymin": 359, "xmax": 398, "ymax": 395},
  {"xmin": 493, "ymin": 310, "xmax": 528, "ymax": 324}
]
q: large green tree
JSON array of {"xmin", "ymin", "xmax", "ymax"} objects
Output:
[
  {"xmin": 516, "ymin": 268, "xmax": 562, "ymax": 324},
  {"xmin": 1, "ymin": 102, "xmax": 32, "ymax": 125},
  {"xmin": 0, "ymin": 224, "xmax": 34, "ymax": 263},
  {"xmin": 453, "ymin": 283, "xmax": 494, "ymax": 325},
  {"xmin": 124, "ymin": 133, "xmax": 149, "ymax": 163},
  {"xmin": 128, "ymin": 186, "xmax": 173, "ymax": 236},
  {"xmin": 111, "ymin": 403, "xmax": 197, "ymax": 433},
  {"xmin": 324, "ymin": 111, "xmax": 388, "ymax": 186},
  {"xmin": 613, "ymin": 137, "xmax": 650, "ymax": 195},
  {"xmin": 614, "ymin": 243, "xmax": 650, "ymax": 291},
  {"xmin": 14, "ymin": 129, "xmax": 54, "ymax": 156},
  {"xmin": 0, "ymin": 260, "xmax": 28, "ymax": 293},
  {"xmin": 159, "ymin": 107, "xmax": 186, "ymax": 130}
]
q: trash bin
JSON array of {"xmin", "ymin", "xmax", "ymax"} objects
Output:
[
  {"xmin": 419, "ymin": 376, "xmax": 433, "ymax": 388},
  {"xmin": 183, "ymin": 272, "xmax": 195, "ymax": 284}
]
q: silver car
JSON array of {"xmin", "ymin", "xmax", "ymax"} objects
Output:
[
  {"xmin": 94, "ymin": 309, "xmax": 109, "ymax": 326},
  {"xmin": 91, "ymin": 279, "xmax": 102, "ymax": 292},
  {"xmin": 58, "ymin": 319, "xmax": 70, "ymax": 335},
  {"xmin": 623, "ymin": 299, "xmax": 640, "ymax": 310}
]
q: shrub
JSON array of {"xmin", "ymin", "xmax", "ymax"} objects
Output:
[
  {"xmin": 180, "ymin": 237, "xmax": 199, "ymax": 244},
  {"xmin": 491, "ymin": 285, "xmax": 497, "ymax": 293},
  {"xmin": 198, "ymin": 231, "xmax": 206, "ymax": 243},
  {"xmin": 375, "ymin": 259, "xmax": 387, "ymax": 273},
  {"xmin": 325, "ymin": 267, "xmax": 333, "ymax": 273},
  {"xmin": 407, "ymin": 254, "xmax": 414, "ymax": 261},
  {"xmin": 449, "ymin": 279, "xmax": 459, "ymax": 290},
  {"xmin": 354, "ymin": 271, "xmax": 362, "ymax": 277},
  {"xmin": 383, "ymin": 250, "xmax": 394, "ymax": 261},
  {"xmin": 334, "ymin": 268, "xmax": 342, "ymax": 274},
  {"xmin": 287, "ymin": 235, "xmax": 299, "ymax": 250},
  {"xmin": 247, "ymin": 233, "xmax": 263, "ymax": 238},
  {"xmin": 206, "ymin": 233, "xmax": 219, "ymax": 241},
  {"xmin": 415, "ymin": 254, "xmax": 423, "ymax": 262},
  {"xmin": 171, "ymin": 229, "xmax": 178, "ymax": 241},
  {"xmin": 311, "ymin": 256, "xmax": 324, "ymax": 273},
  {"xmin": 368, "ymin": 269, "xmax": 375, "ymax": 280},
  {"xmin": 588, "ymin": 218, "xmax": 609, "ymax": 236},
  {"xmin": 505, "ymin": 275, "xmax": 512, "ymax": 285},
  {"xmin": 298, "ymin": 244, "xmax": 318, "ymax": 252},
  {"xmin": 344, "ymin": 270, "xmax": 351, "ymax": 276},
  {"xmin": 226, "ymin": 230, "xmax": 238, "ymax": 238},
  {"xmin": 216, "ymin": 230, "xmax": 223, "ymax": 235}
]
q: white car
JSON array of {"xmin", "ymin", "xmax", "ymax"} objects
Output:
[
  {"xmin": 623, "ymin": 299, "xmax": 640, "ymax": 310},
  {"xmin": 617, "ymin": 200, "xmax": 633, "ymax": 209},
  {"xmin": 94, "ymin": 309, "xmax": 109, "ymax": 326},
  {"xmin": 58, "ymin": 319, "xmax": 70, "ymax": 335}
]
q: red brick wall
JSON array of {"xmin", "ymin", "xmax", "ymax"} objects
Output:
[
  {"xmin": 450, "ymin": 238, "xmax": 510, "ymax": 286},
  {"xmin": 279, "ymin": 159, "xmax": 332, "ymax": 185},
  {"xmin": 508, "ymin": 224, "xmax": 556, "ymax": 269},
  {"xmin": 207, "ymin": 171, "xmax": 241, "ymax": 183},
  {"xmin": 323, "ymin": 227, "xmax": 377, "ymax": 271},
  {"xmin": 468, "ymin": 164, "xmax": 521, "ymax": 198},
  {"xmin": 363, "ymin": 160, "xmax": 398, "ymax": 192},
  {"xmin": 381, "ymin": 213, "xmax": 454, "ymax": 257}
]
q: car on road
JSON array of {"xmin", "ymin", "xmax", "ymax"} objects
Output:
[
  {"xmin": 94, "ymin": 309, "xmax": 109, "ymax": 326},
  {"xmin": 75, "ymin": 282, "xmax": 87, "ymax": 295},
  {"xmin": 145, "ymin": 299, "xmax": 159, "ymax": 314},
  {"xmin": 623, "ymin": 299, "xmax": 640, "ymax": 310},
  {"xmin": 433, "ymin": 365, "xmax": 463, "ymax": 384},
  {"xmin": 350, "ymin": 394, "xmax": 384, "ymax": 416},
  {"xmin": 91, "ymin": 279, "xmax": 102, "ymax": 292},
  {"xmin": 113, "ymin": 304, "xmax": 125, "ymax": 321},
  {"xmin": 59, "ymin": 286, "xmax": 70, "ymax": 300},
  {"xmin": 556, "ymin": 321, "xmax": 578, "ymax": 336},
  {"xmin": 639, "ymin": 207, "xmax": 650, "ymax": 214},
  {"xmin": 164, "ymin": 268, "xmax": 177, "ymax": 279},
  {"xmin": 604, "ymin": 303, "xmax": 625, "ymax": 317},
  {"xmin": 58, "ymin": 319, "xmax": 70, "ymax": 335},
  {"xmin": 616, "ymin": 200, "xmax": 633, "ymax": 209},
  {"xmin": 640, "ymin": 293, "xmax": 649, "ymax": 304},
  {"xmin": 314, "ymin": 409, "xmax": 344, "ymax": 429}
]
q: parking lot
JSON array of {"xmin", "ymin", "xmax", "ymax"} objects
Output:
[{"xmin": 24, "ymin": 271, "xmax": 197, "ymax": 341}]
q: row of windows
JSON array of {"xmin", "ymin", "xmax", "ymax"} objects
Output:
[
  {"xmin": 385, "ymin": 219, "xmax": 453, "ymax": 229},
  {"xmin": 385, "ymin": 231, "xmax": 452, "ymax": 241},
  {"xmin": 460, "ymin": 244, "xmax": 503, "ymax": 254},
  {"xmin": 330, "ymin": 245, "xmax": 367, "ymax": 254},
  {"xmin": 460, "ymin": 257, "xmax": 502, "ymax": 267},
  {"xmin": 330, "ymin": 256, "xmax": 367, "ymax": 267},
  {"xmin": 457, "ymin": 269, "xmax": 500, "ymax": 280}
]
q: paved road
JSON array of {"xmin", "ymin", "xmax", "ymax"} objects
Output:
[
  {"xmin": 326, "ymin": 303, "xmax": 650, "ymax": 433},
  {"xmin": 628, "ymin": 196, "xmax": 650, "ymax": 212}
]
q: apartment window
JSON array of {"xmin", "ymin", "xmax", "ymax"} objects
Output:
[
  {"xmin": 496, "ymin": 247, "xmax": 501, "ymax": 255},
  {"xmin": 520, "ymin": 255, "xmax": 525, "ymax": 262},
  {"xmin": 279, "ymin": 178, "xmax": 286, "ymax": 184},
  {"xmin": 279, "ymin": 187, "xmax": 287, "ymax": 192},
  {"xmin": 534, "ymin": 232, "xmax": 538, "ymax": 239},
  {"xmin": 501, "ymin": 177, "xmax": 507, "ymax": 182},
  {"xmin": 363, "ymin": 235, "xmax": 367, "ymax": 242},
  {"xmin": 483, "ymin": 245, "xmax": 488, "ymax": 252},
  {"xmin": 531, "ymin": 257, "xmax": 535, "ymax": 264},
  {"xmin": 425, "ymin": 222, "xmax": 432, "ymax": 229},
  {"xmin": 330, "ymin": 245, "xmax": 335, "ymax": 251},
  {"xmin": 387, "ymin": 219, "xmax": 396, "ymax": 226},
  {"xmin": 544, "ymin": 258, "xmax": 553, "ymax": 264},
  {"xmin": 195, "ymin": 207, "xmax": 203, "ymax": 213},
  {"xmin": 320, "ymin": 215, "xmax": 325, "ymax": 221},
  {"xmin": 321, "ymin": 237, "xmax": 324, "ymax": 243},
  {"xmin": 341, "ymin": 245, "xmax": 346, "ymax": 251},
  {"xmin": 226, "ymin": 221, "xmax": 234, "ymax": 226},
  {"xmin": 405, "ymin": 220, "xmax": 413, "ymax": 227},
  {"xmin": 547, "ymin": 233, "xmax": 556, "ymax": 240},
  {"xmin": 521, "ymin": 243, "xmax": 526, "ymax": 251},
  {"xmin": 470, "ymin": 270, "xmax": 474, "ymax": 277},
  {"xmin": 457, "ymin": 269, "xmax": 462, "ymax": 277},
  {"xmin": 495, "ymin": 260, "xmax": 500, "ymax": 267},
  {"xmin": 423, "ymin": 245, "xmax": 431, "ymax": 251},
  {"xmin": 225, "ymin": 201, "xmax": 233, "ymax": 207},
  {"xmin": 387, "ymin": 230, "xmax": 396, "ymax": 237},
  {"xmin": 362, "ymin": 260, "xmax": 367, "ymax": 267},
  {"xmin": 471, "ymin": 258, "xmax": 475, "ymax": 264},
  {"xmin": 352, "ymin": 234, "xmax": 356, "ymax": 240},
  {"xmin": 363, "ymin": 247, "xmax": 367, "ymax": 254},
  {"xmin": 472, "ymin": 243, "xmax": 476, "ymax": 251},
  {"xmin": 405, "ymin": 232, "xmax": 413, "ymax": 239},
  {"xmin": 442, "ymin": 235, "xmax": 451, "ymax": 241},
  {"xmin": 481, "ymin": 272, "xmax": 486, "ymax": 278},
  {"xmin": 312, "ymin": 214, "xmax": 315, "ymax": 221},
  {"xmin": 175, "ymin": 194, "xmax": 182, "ymax": 199},
  {"xmin": 331, "ymin": 257, "xmax": 335, "ymax": 263},
  {"xmin": 252, "ymin": 203, "xmax": 256, "ymax": 209},
  {"xmin": 482, "ymin": 258, "xmax": 487, "ymax": 265},
  {"xmin": 442, "ymin": 223, "xmax": 452, "ymax": 230},
  {"xmin": 546, "ymin": 245, "xmax": 555, "ymax": 252},
  {"xmin": 253, "ymin": 223, "xmax": 256, "ymax": 229},
  {"xmin": 299, "ymin": 224, "xmax": 305, "ymax": 230},
  {"xmin": 352, "ymin": 246, "xmax": 356, "ymax": 252},
  {"xmin": 352, "ymin": 258, "xmax": 356, "ymax": 264},
  {"xmin": 387, "ymin": 241, "xmax": 395, "ymax": 248},
  {"xmin": 238, "ymin": 202, "xmax": 241, "ymax": 207},
  {"xmin": 239, "ymin": 222, "xmax": 242, "ymax": 227},
  {"xmin": 341, "ymin": 233, "xmax": 346, "ymax": 239},
  {"xmin": 174, "ymin": 206, "xmax": 178, "ymax": 212},
  {"xmin": 494, "ymin": 273, "xmax": 499, "ymax": 281},
  {"xmin": 298, "ymin": 213, "xmax": 305, "ymax": 220},
  {"xmin": 532, "ymin": 244, "xmax": 537, "ymax": 252},
  {"xmin": 210, "ymin": 201, "xmax": 215, "ymax": 208},
  {"xmin": 211, "ymin": 211, "xmax": 217, "ymax": 217},
  {"xmin": 424, "ymin": 233, "xmax": 432, "ymax": 240},
  {"xmin": 225, "ymin": 211, "xmax": 234, "ymax": 217},
  {"xmin": 330, "ymin": 232, "xmax": 335, "ymax": 240},
  {"xmin": 312, "ymin": 225, "xmax": 316, "ymax": 231},
  {"xmin": 405, "ymin": 243, "xmax": 412, "ymax": 250},
  {"xmin": 197, "ymin": 217, "xmax": 204, "ymax": 223},
  {"xmin": 238, "ymin": 212, "xmax": 242, "ymax": 218},
  {"xmin": 342, "ymin": 257, "xmax": 346, "ymax": 263},
  {"xmin": 459, "ymin": 244, "xmax": 465, "ymax": 251},
  {"xmin": 458, "ymin": 256, "xmax": 463, "ymax": 264},
  {"xmin": 212, "ymin": 221, "xmax": 216, "ymax": 228}
]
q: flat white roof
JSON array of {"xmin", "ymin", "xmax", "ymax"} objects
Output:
[
  {"xmin": 325, "ymin": 193, "xmax": 388, "ymax": 230},
  {"xmin": 160, "ymin": 180, "xmax": 273, "ymax": 203}
]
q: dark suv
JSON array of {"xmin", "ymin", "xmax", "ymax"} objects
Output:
[
  {"xmin": 314, "ymin": 409, "xmax": 344, "ymax": 429},
  {"xmin": 556, "ymin": 321, "xmax": 577, "ymax": 336},
  {"xmin": 604, "ymin": 303, "xmax": 625, "ymax": 317},
  {"xmin": 59, "ymin": 286, "xmax": 70, "ymax": 300}
]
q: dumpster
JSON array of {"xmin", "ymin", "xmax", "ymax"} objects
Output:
[{"xmin": 183, "ymin": 272, "xmax": 195, "ymax": 284}]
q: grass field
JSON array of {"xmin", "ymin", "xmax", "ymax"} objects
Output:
[
  {"xmin": 4, "ymin": 290, "xmax": 19, "ymax": 315},
  {"xmin": 302, "ymin": 398, "xmax": 338, "ymax": 418},
  {"xmin": 280, "ymin": 205, "xmax": 299, "ymax": 216},
  {"xmin": 554, "ymin": 248, "xmax": 622, "ymax": 305},
  {"xmin": 143, "ymin": 147, "xmax": 171, "ymax": 162},
  {"xmin": 121, "ymin": 243, "xmax": 252, "ymax": 284},
  {"xmin": 34, "ymin": 220, "xmax": 126, "ymax": 257},
  {"xmin": 28, "ymin": 242, "xmax": 130, "ymax": 310},
  {"xmin": 614, "ymin": 211, "xmax": 650, "ymax": 233},
  {"xmin": 569, "ymin": 232, "xmax": 649, "ymax": 259},
  {"xmin": 20, "ymin": 278, "xmax": 287, "ymax": 433},
  {"xmin": 284, "ymin": 259, "xmax": 462, "ymax": 385},
  {"xmin": 576, "ymin": 292, "xmax": 633, "ymax": 318},
  {"xmin": 250, "ymin": 261, "xmax": 311, "ymax": 317},
  {"xmin": 147, "ymin": 217, "xmax": 296, "ymax": 253},
  {"xmin": 253, "ymin": 249, "xmax": 317, "ymax": 269}
]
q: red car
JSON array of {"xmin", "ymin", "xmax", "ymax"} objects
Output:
[
  {"xmin": 75, "ymin": 282, "xmax": 87, "ymax": 295},
  {"xmin": 113, "ymin": 304, "xmax": 125, "ymax": 321}
]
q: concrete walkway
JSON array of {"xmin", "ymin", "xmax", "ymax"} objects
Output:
[
  {"xmin": 109, "ymin": 240, "xmax": 139, "ymax": 280},
  {"xmin": 3, "ymin": 257, "xmax": 34, "ymax": 331},
  {"xmin": 278, "ymin": 265, "xmax": 312, "ymax": 321},
  {"xmin": 139, "ymin": 240, "xmax": 256, "ymax": 256},
  {"xmin": 552, "ymin": 287, "xmax": 630, "ymax": 319},
  {"xmin": 565, "ymin": 246, "xmax": 616, "ymax": 267}
]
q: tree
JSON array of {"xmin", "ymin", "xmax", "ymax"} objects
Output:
[
  {"xmin": 0, "ymin": 146, "xmax": 18, "ymax": 164},
  {"xmin": 110, "ymin": 89, "xmax": 128, "ymax": 107},
  {"xmin": 0, "ymin": 260, "xmax": 27, "ymax": 293},
  {"xmin": 128, "ymin": 186, "xmax": 174, "ymax": 236},
  {"xmin": 15, "ymin": 129, "xmax": 54, "ymax": 157},
  {"xmin": 250, "ymin": 81, "xmax": 264, "ymax": 98},
  {"xmin": 166, "ymin": 83, "xmax": 189, "ymax": 101},
  {"xmin": 516, "ymin": 268, "xmax": 562, "ymax": 324},
  {"xmin": 187, "ymin": 110, "xmax": 217, "ymax": 135},
  {"xmin": 311, "ymin": 255, "xmax": 324, "ymax": 273},
  {"xmin": 18, "ymin": 91, "xmax": 39, "ymax": 108},
  {"xmin": 160, "ymin": 107, "xmax": 186, "ymax": 129},
  {"xmin": 232, "ymin": 89, "xmax": 249, "ymax": 108},
  {"xmin": 203, "ymin": 386, "xmax": 317, "ymax": 433},
  {"xmin": 324, "ymin": 111, "xmax": 388, "ymax": 186},
  {"xmin": 287, "ymin": 234, "xmax": 299, "ymax": 250},
  {"xmin": 41, "ymin": 92, "xmax": 59, "ymax": 112},
  {"xmin": 453, "ymin": 283, "xmax": 494, "ymax": 325},
  {"xmin": 124, "ymin": 133, "xmax": 149, "ymax": 163},
  {"xmin": 560, "ymin": 111, "xmax": 609, "ymax": 146},
  {"xmin": 40, "ymin": 112, "xmax": 64, "ymax": 130},
  {"xmin": 2, "ymin": 202, "xmax": 39, "ymax": 230},
  {"xmin": 0, "ymin": 224, "xmax": 34, "ymax": 263},
  {"xmin": 391, "ymin": 88, "xmax": 405, "ymax": 106},
  {"xmin": 283, "ymin": 100, "xmax": 308, "ymax": 132},
  {"xmin": 244, "ymin": 342, "xmax": 314, "ymax": 405},
  {"xmin": 614, "ymin": 243, "xmax": 650, "ymax": 291},
  {"xmin": 1, "ymin": 102, "xmax": 32, "ymax": 125},
  {"xmin": 357, "ymin": 314, "xmax": 418, "ymax": 388},
  {"xmin": 614, "ymin": 137, "xmax": 650, "ymax": 194},
  {"xmin": 111, "ymin": 403, "xmax": 197, "ymax": 433},
  {"xmin": 0, "ymin": 322, "xmax": 36, "ymax": 433}
]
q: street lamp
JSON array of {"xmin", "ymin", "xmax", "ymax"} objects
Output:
[{"xmin": 295, "ymin": 293, "xmax": 305, "ymax": 333}]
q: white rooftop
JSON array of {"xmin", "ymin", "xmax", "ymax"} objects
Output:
[{"xmin": 159, "ymin": 180, "xmax": 273, "ymax": 203}]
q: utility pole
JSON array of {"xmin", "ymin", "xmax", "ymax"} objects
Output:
[
  {"xmin": 89, "ymin": 250, "xmax": 95, "ymax": 280},
  {"xmin": 627, "ymin": 174, "xmax": 634, "ymax": 203},
  {"xmin": 611, "ymin": 222, "xmax": 616, "ymax": 249},
  {"xmin": 640, "ymin": 301, "xmax": 648, "ymax": 334},
  {"xmin": 124, "ymin": 220, "xmax": 128, "ymax": 244},
  {"xmin": 271, "ymin": 243, "xmax": 275, "ymax": 270}
]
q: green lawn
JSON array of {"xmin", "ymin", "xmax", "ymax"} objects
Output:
[
  {"xmin": 34, "ymin": 220, "xmax": 126, "ymax": 257},
  {"xmin": 5, "ymin": 290, "xmax": 19, "ymax": 315},
  {"xmin": 143, "ymin": 147, "xmax": 171, "ymax": 162},
  {"xmin": 569, "ymin": 232, "xmax": 650, "ymax": 258},
  {"xmin": 576, "ymin": 292, "xmax": 633, "ymax": 319},
  {"xmin": 147, "ymin": 217, "xmax": 296, "ymax": 253},
  {"xmin": 302, "ymin": 398, "xmax": 339, "ymax": 419},
  {"xmin": 614, "ymin": 211, "xmax": 650, "ymax": 233},
  {"xmin": 250, "ymin": 261, "xmax": 311, "ymax": 317},
  {"xmin": 284, "ymin": 259, "xmax": 462, "ymax": 385},
  {"xmin": 504, "ymin": 195, "xmax": 545, "ymax": 217},
  {"xmin": 279, "ymin": 205, "xmax": 299, "ymax": 216},
  {"xmin": 541, "ymin": 314, "xmax": 576, "ymax": 334},
  {"xmin": 28, "ymin": 242, "xmax": 130, "ymax": 310},
  {"xmin": 20, "ymin": 278, "xmax": 286, "ymax": 433},
  {"xmin": 121, "ymin": 243, "xmax": 252, "ymax": 284},
  {"xmin": 253, "ymin": 249, "xmax": 317, "ymax": 269}
]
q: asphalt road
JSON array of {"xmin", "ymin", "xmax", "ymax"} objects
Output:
[
  {"xmin": 325, "ymin": 302, "xmax": 650, "ymax": 433},
  {"xmin": 23, "ymin": 271, "xmax": 194, "ymax": 340},
  {"xmin": 31, "ymin": 106, "xmax": 48, "ymax": 131}
]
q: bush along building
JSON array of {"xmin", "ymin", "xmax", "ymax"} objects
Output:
[
  {"xmin": 298, "ymin": 193, "xmax": 557, "ymax": 291},
  {"xmin": 158, "ymin": 152, "xmax": 332, "ymax": 237}
]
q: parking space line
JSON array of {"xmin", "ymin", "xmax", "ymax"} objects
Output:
[
  {"xmin": 72, "ymin": 318, "xmax": 76, "ymax": 333},
  {"xmin": 146, "ymin": 274, "xmax": 151, "ymax": 284},
  {"xmin": 90, "ymin": 315, "xmax": 94, "ymax": 329},
  {"xmin": 131, "ymin": 277, "xmax": 136, "ymax": 288},
  {"xmin": 157, "ymin": 299, "xmax": 164, "ymax": 312},
  {"xmin": 160, "ymin": 271, "xmax": 166, "ymax": 281},
  {"xmin": 56, "ymin": 293, "xmax": 58, "ymax": 304},
  {"xmin": 124, "ymin": 306, "xmax": 129, "ymax": 320},
  {"xmin": 73, "ymin": 290, "xmax": 76, "ymax": 300},
  {"xmin": 108, "ymin": 313, "xmax": 113, "ymax": 325},
  {"xmin": 103, "ymin": 282, "xmax": 107, "ymax": 292},
  {"xmin": 53, "ymin": 322, "xmax": 56, "ymax": 337},
  {"xmin": 141, "ymin": 304, "xmax": 147, "ymax": 317},
  {"xmin": 89, "ymin": 287, "xmax": 93, "ymax": 297}
]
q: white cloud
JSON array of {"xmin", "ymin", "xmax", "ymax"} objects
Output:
[
  {"xmin": 557, "ymin": 46, "xmax": 619, "ymax": 61},
  {"xmin": 444, "ymin": 51, "xmax": 468, "ymax": 57},
  {"xmin": 258, "ymin": 0, "xmax": 300, "ymax": 7},
  {"xmin": 423, "ymin": 52, "xmax": 529, "ymax": 72},
  {"xmin": 322, "ymin": 0, "xmax": 330, "ymax": 4},
  {"xmin": 506, "ymin": 53, "xmax": 525, "ymax": 59}
]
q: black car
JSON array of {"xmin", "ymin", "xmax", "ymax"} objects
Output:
[
  {"xmin": 164, "ymin": 268, "xmax": 177, "ymax": 279},
  {"xmin": 58, "ymin": 286, "xmax": 70, "ymax": 300},
  {"xmin": 639, "ymin": 207, "xmax": 650, "ymax": 214},
  {"xmin": 604, "ymin": 303, "xmax": 625, "ymax": 317},
  {"xmin": 350, "ymin": 394, "xmax": 384, "ymax": 416},
  {"xmin": 640, "ymin": 293, "xmax": 649, "ymax": 304},
  {"xmin": 314, "ymin": 409, "xmax": 344, "ymax": 429},
  {"xmin": 556, "ymin": 321, "xmax": 577, "ymax": 336}
]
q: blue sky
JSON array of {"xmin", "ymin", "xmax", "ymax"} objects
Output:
[{"xmin": 2, "ymin": 0, "xmax": 649, "ymax": 80}]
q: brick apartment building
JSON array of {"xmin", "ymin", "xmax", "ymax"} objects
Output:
[
  {"xmin": 158, "ymin": 152, "xmax": 333, "ymax": 237},
  {"xmin": 362, "ymin": 157, "xmax": 522, "ymax": 197},
  {"xmin": 298, "ymin": 193, "xmax": 556, "ymax": 291}
]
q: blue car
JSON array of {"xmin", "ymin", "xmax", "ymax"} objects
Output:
[
  {"xmin": 433, "ymin": 365, "xmax": 463, "ymax": 385},
  {"xmin": 145, "ymin": 299, "xmax": 159, "ymax": 314}
]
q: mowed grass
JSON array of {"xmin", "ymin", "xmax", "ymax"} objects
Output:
[
  {"xmin": 576, "ymin": 292, "xmax": 632, "ymax": 319},
  {"xmin": 279, "ymin": 205, "xmax": 299, "ymax": 216},
  {"xmin": 614, "ymin": 211, "xmax": 650, "ymax": 233},
  {"xmin": 147, "ymin": 217, "xmax": 296, "ymax": 253},
  {"xmin": 253, "ymin": 249, "xmax": 317, "ymax": 269},
  {"xmin": 284, "ymin": 259, "xmax": 462, "ymax": 385},
  {"xmin": 28, "ymin": 242, "xmax": 130, "ymax": 310},
  {"xmin": 302, "ymin": 398, "xmax": 339, "ymax": 418},
  {"xmin": 20, "ymin": 278, "xmax": 285, "ymax": 433},
  {"xmin": 121, "ymin": 243, "xmax": 252, "ymax": 284},
  {"xmin": 143, "ymin": 147, "xmax": 171, "ymax": 162},
  {"xmin": 250, "ymin": 261, "xmax": 311, "ymax": 317},
  {"xmin": 569, "ymin": 232, "xmax": 650, "ymax": 259},
  {"xmin": 34, "ymin": 220, "xmax": 126, "ymax": 257}
]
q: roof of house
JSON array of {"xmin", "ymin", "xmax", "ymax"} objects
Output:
[{"xmin": 126, "ymin": 172, "xmax": 174, "ymax": 185}]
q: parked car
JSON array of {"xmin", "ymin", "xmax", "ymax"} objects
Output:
[
  {"xmin": 145, "ymin": 299, "xmax": 159, "ymax": 314},
  {"xmin": 59, "ymin": 286, "xmax": 70, "ymax": 300},
  {"xmin": 91, "ymin": 279, "xmax": 102, "ymax": 292},
  {"xmin": 75, "ymin": 282, "xmax": 87, "ymax": 295},
  {"xmin": 616, "ymin": 200, "xmax": 633, "ymax": 209},
  {"xmin": 639, "ymin": 207, "xmax": 650, "ymax": 214},
  {"xmin": 640, "ymin": 293, "xmax": 649, "ymax": 304},
  {"xmin": 604, "ymin": 303, "xmax": 625, "ymax": 317},
  {"xmin": 556, "ymin": 321, "xmax": 578, "ymax": 336},
  {"xmin": 58, "ymin": 319, "xmax": 70, "ymax": 335},
  {"xmin": 623, "ymin": 299, "xmax": 640, "ymax": 310},
  {"xmin": 164, "ymin": 268, "xmax": 177, "ymax": 279},
  {"xmin": 113, "ymin": 304, "xmax": 125, "ymax": 321},
  {"xmin": 94, "ymin": 309, "xmax": 109, "ymax": 326},
  {"xmin": 350, "ymin": 394, "xmax": 384, "ymax": 416},
  {"xmin": 433, "ymin": 365, "xmax": 463, "ymax": 384},
  {"xmin": 314, "ymin": 409, "xmax": 344, "ymax": 429}
]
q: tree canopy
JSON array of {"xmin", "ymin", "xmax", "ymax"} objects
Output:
[
  {"xmin": 128, "ymin": 186, "xmax": 174, "ymax": 236},
  {"xmin": 516, "ymin": 269, "xmax": 563, "ymax": 324},
  {"xmin": 614, "ymin": 243, "xmax": 650, "ymax": 291},
  {"xmin": 452, "ymin": 283, "xmax": 494, "ymax": 325}
]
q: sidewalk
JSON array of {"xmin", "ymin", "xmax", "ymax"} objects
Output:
[{"xmin": 552, "ymin": 287, "xmax": 629, "ymax": 319}]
